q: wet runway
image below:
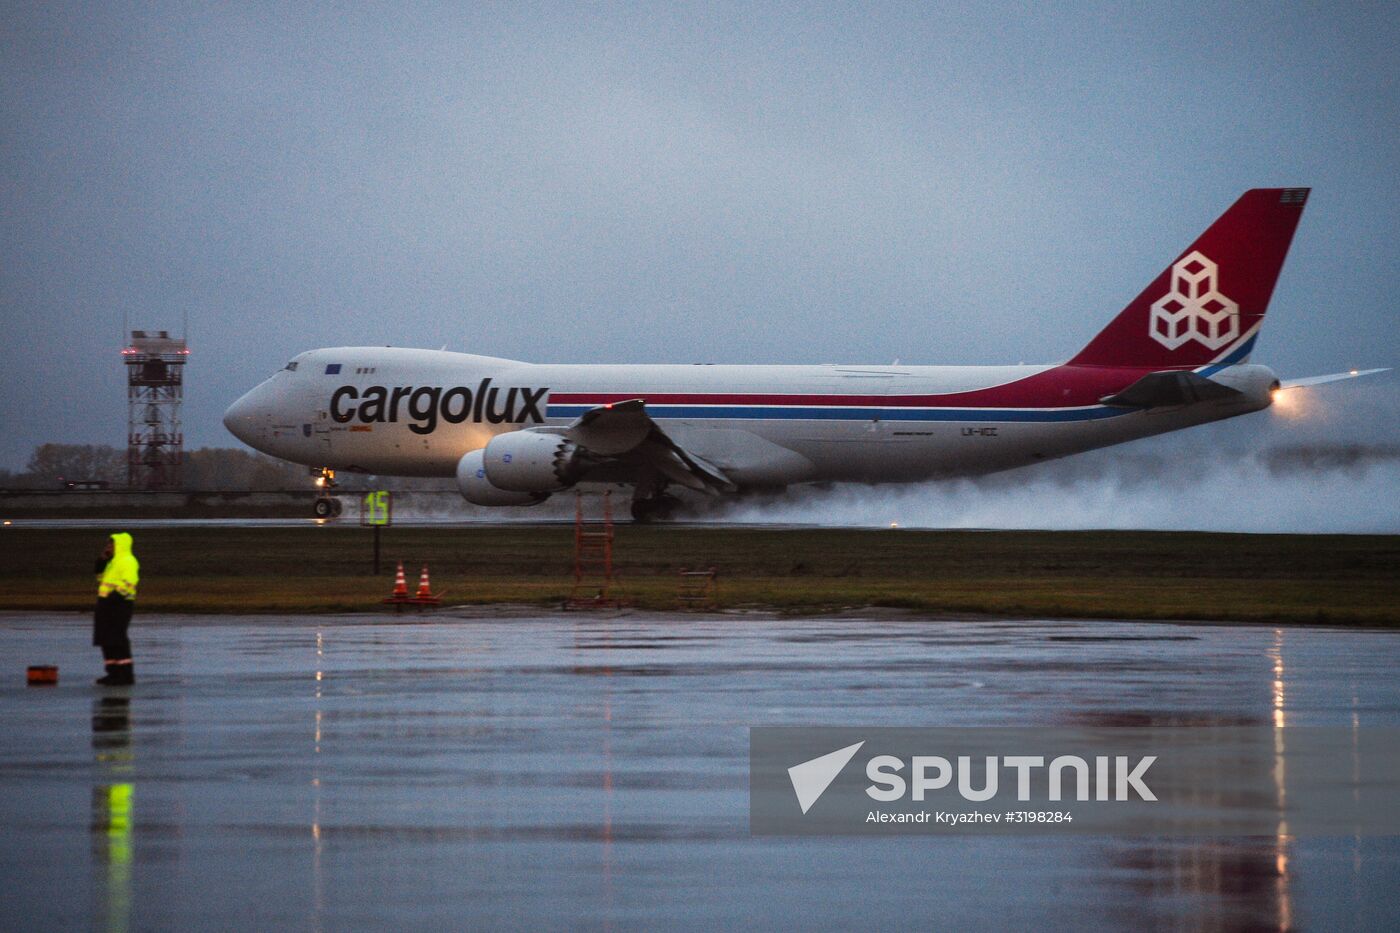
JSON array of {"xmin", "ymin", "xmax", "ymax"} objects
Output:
[{"xmin": 3, "ymin": 611, "xmax": 1399, "ymax": 929}]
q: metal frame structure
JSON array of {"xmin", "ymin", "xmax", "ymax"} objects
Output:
[
  {"xmin": 566, "ymin": 491, "xmax": 625, "ymax": 609},
  {"xmin": 123, "ymin": 330, "xmax": 188, "ymax": 489},
  {"xmin": 676, "ymin": 566, "xmax": 719, "ymax": 611}
]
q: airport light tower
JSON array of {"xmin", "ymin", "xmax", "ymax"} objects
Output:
[{"xmin": 123, "ymin": 329, "xmax": 188, "ymax": 489}]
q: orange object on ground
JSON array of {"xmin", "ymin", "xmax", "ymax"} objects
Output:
[
  {"xmin": 566, "ymin": 491, "xmax": 626, "ymax": 610},
  {"xmin": 390, "ymin": 561, "xmax": 408, "ymax": 597},
  {"xmin": 27, "ymin": 665, "xmax": 58, "ymax": 686},
  {"xmin": 382, "ymin": 560, "xmax": 415, "ymax": 610},
  {"xmin": 415, "ymin": 566, "xmax": 434, "ymax": 599},
  {"xmin": 411, "ymin": 565, "xmax": 440, "ymax": 605},
  {"xmin": 382, "ymin": 559, "xmax": 439, "ymax": 610}
]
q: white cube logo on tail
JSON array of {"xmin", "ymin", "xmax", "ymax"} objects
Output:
[{"xmin": 1149, "ymin": 251, "xmax": 1239, "ymax": 351}]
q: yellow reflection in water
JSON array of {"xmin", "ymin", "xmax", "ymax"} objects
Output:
[
  {"xmin": 94, "ymin": 783, "xmax": 133, "ymax": 933},
  {"xmin": 92, "ymin": 696, "xmax": 134, "ymax": 933}
]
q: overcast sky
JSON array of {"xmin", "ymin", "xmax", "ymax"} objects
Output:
[{"xmin": 2, "ymin": 2, "xmax": 1396, "ymax": 470}]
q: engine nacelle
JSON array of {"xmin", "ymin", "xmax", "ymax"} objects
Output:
[
  {"xmin": 482, "ymin": 430, "xmax": 582, "ymax": 492},
  {"xmin": 1211, "ymin": 363, "xmax": 1279, "ymax": 413},
  {"xmin": 455, "ymin": 449, "xmax": 548, "ymax": 507}
]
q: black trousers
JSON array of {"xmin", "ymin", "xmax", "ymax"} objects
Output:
[{"xmin": 93, "ymin": 594, "xmax": 134, "ymax": 661}]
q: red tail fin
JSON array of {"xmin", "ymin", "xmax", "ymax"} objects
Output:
[{"xmin": 1069, "ymin": 188, "xmax": 1309, "ymax": 369}]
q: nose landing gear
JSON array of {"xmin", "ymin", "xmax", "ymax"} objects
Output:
[
  {"xmin": 312, "ymin": 467, "xmax": 342, "ymax": 518},
  {"xmin": 312, "ymin": 496, "xmax": 343, "ymax": 518}
]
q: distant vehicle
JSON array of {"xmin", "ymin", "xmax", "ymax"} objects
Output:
[
  {"xmin": 225, "ymin": 188, "xmax": 1385, "ymax": 521},
  {"xmin": 62, "ymin": 480, "xmax": 111, "ymax": 491}
]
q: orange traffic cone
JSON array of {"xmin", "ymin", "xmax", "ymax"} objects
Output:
[
  {"xmin": 382, "ymin": 560, "xmax": 410, "ymax": 607},
  {"xmin": 413, "ymin": 565, "xmax": 440, "ymax": 604}
]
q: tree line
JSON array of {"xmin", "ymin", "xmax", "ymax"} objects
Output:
[
  {"xmin": 2, "ymin": 444, "xmax": 456, "ymax": 492},
  {"xmin": 4, "ymin": 444, "xmax": 317, "ymax": 491}
]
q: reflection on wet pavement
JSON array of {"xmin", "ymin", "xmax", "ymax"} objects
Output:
[
  {"xmin": 90, "ymin": 696, "xmax": 133, "ymax": 933},
  {"xmin": 2, "ymin": 613, "xmax": 1398, "ymax": 928}
]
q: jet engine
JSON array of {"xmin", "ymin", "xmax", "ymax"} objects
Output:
[
  {"xmin": 481, "ymin": 430, "xmax": 585, "ymax": 492},
  {"xmin": 1210, "ymin": 363, "xmax": 1280, "ymax": 411},
  {"xmin": 455, "ymin": 449, "xmax": 548, "ymax": 507},
  {"xmin": 455, "ymin": 431, "xmax": 589, "ymax": 506}
]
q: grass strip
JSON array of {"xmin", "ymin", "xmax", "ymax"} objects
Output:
[{"xmin": 1, "ymin": 526, "xmax": 1396, "ymax": 625}]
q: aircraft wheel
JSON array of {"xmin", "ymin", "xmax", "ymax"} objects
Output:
[
  {"xmin": 313, "ymin": 498, "xmax": 334, "ymax": 519},
  {"xmin": 630, "ymin": 494, "xmax": 680, "ymax": 523}
]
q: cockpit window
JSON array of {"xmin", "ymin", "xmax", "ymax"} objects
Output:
[{"xmin": 284, "ymin": 361, "xmax": 298, "ymax": 372}]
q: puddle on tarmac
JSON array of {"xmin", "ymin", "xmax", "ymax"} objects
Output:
[{"xmin": 1, "ymin": 612, "xmax": 1396, "ymax": 928}]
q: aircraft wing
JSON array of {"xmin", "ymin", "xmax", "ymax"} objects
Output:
[
  {"xmin": 1278, "ymin": 368, "xmax": 1389, "ymax": 389},
  {"xmin": 565, "ymin": 399, "xmax": 736, "ymax": 494}
]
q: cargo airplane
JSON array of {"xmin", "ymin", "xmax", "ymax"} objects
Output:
[{"xmin": 225, "ymin": 188, "xmax": 1383, "ymax": 520}]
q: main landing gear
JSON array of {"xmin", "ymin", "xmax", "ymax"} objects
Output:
[
  {"xmin": 630, "ymin": 493, "xmax": 681, "ymax": 523},
  {"xmin": 630, "ymin": 468, "xmax": 683, "ymax": 523}
]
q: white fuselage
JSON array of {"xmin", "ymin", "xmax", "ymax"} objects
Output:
[{"xmin": 223, "ymin": 346, "xmax": 1276, "ymax": 488}]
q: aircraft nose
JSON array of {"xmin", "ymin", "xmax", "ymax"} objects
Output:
[{"xmin": 223, "ymin": 388, "xmax": 266, "ymax": 447}]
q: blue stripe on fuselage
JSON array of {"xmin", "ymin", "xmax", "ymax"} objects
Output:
[
  {"xmin": 1196, "ymin": 335, "xmax": 1258, "ymax": 377},
  {"xmin": 544, "ymin": 405, "xmax": 1126, "ymax": 423}
]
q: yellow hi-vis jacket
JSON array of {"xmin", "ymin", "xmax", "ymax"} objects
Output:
[{"xmin": 97, "ymin": 532, "xmax": 139, "ymax": 600}]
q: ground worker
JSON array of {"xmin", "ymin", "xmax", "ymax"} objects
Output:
[{"xmin": 93, "ymin": 532, "xmax": 139, "ymax": 686}]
